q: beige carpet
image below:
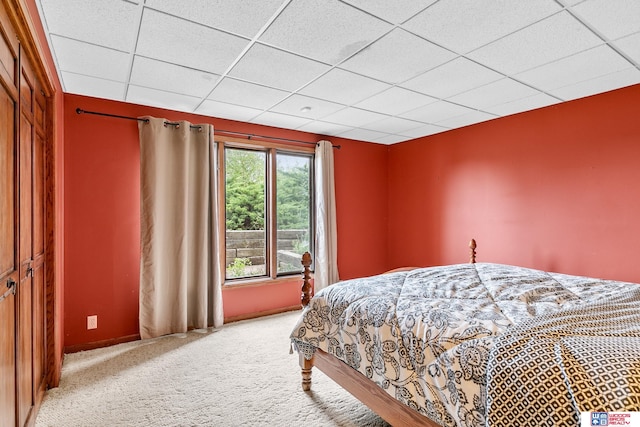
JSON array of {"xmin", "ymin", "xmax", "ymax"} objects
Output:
[{"xmin": 36, "ymin": 311, "xmax": 390, "ymax": 427}]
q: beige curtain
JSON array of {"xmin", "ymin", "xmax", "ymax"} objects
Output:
[
  {"xmin": 314, "ymin": 140, "xmax": 339, "ymax": 291},
  {"xmin": 138, "ymin": 117, "xmax": 223, "ymax": 340}
]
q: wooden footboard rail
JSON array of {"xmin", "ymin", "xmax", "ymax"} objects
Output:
[
  {"xmin": 299, "ymin": 349, "xmax": 441, "ymax": 427},
  {"xmin": 296, "ymin": 240, "xmax": 477, "ymax": 427}
]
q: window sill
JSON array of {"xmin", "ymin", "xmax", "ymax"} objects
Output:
[{"xmin": 223, "ymin": 273, "xmax": 312, "ymax": 289}]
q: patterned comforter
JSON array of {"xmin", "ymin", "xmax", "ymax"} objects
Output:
[{"xmin": 290, "ymin": 263, "xmax": 640, "ymax": 427}]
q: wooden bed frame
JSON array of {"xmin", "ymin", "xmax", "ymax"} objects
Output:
[{"xmin": 296, "ymin": 240, "xmax": 477, "ymax": 427}]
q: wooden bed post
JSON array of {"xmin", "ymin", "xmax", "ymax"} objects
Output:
[
  {"xmin": 301, "ymin": 251, "xmax": 312, "ymax": 307},
  {"xmin": 299, "ymin": 251, "xmax": 314, "ymax": 391},
  {"xmin": 469, "ymin": 239, "xmax": 477, "ymax": 264},
  {"xmin": 300, "ymin": 355, "xmax": 313, "ymax": 391}
]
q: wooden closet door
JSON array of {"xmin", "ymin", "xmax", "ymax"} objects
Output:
[
  {"xmin": 16, "ymin": 55, "xmax": 46, "ymax": 427},
  {"xmin": 17, "ymin": 68, "xmax": 34, "ymax": 426},
  {"xmin": 32, "ymin": 87, "xmax": 47, "ymax": 408},
  {"xmin": 0, "ymin": 3, "xmax": 51, "ymax": 426},
  {"xmin": 0, "ymin": 4, "xmax": 19, "ymax": 426},
  {"xmin": 0, "ymin": 79, "xmax": 18, "ymax": 427}
]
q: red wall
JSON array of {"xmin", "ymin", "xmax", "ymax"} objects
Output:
[
  {"xmin": 334, "ymin": 138, "xmax": 389, "ymax": 279},
  {"xmin": 388, "ymin": 84, "xmax": 640, "ymax": 283},
  {"xmin": 63, "ymin": 94, "xmax": 388, "ymax": 347}
]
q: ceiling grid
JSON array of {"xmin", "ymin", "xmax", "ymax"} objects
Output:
[{"xmin": 36, "ymin": 0, "xmax": 640, "ymax": 144}]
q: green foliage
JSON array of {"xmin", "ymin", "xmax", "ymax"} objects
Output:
[
  {"xmin": 225, "ymin": 148, "xmax": 311, "ymax": 232},
  {"xmin": 227, "ymin": 257, "xmax": 252, "ymax": 278},
  {"xmin": 277, "ymin": 162, "xmax": 311, "ymax": 231},
  {"xmin": 225, "ymin": 149, "xmax": 265, "ymax": 230}
]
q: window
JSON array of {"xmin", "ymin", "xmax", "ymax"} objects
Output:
[
  {"xmin": 276, "ymin": 153, "xmax": 312, "ymax": 274},
  {"xmin": 220, "ymin": 139, "xmax": 313, "ymax": 282}
]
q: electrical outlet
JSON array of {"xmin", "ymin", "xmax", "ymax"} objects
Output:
[{"xmin": 87, "ymin": 315, "xmax": 98, "ymax": 330}]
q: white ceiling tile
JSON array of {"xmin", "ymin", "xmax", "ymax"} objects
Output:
[
  {"xmin": 403, "ymin": 0, "xmax": 561, "ymax": 53},
  {"xmin": 436, "ymin": 110, "xmax": 496, "ymax": 129},
  {"xmin": 572, "ymin": 0, "xmax": 640, "ymax": 40},
  {"xmin": 259, "ymin": 0, "xmax": 392, "ymax": 65},
  {"xmin": 515, "ymin": 45, "xmax": 632, "ymax": 92},
  {"xmin": 126, "ymin": 85, "xmax": 201, "ymax": 112},
  {"xmin": 355, "ymin": 87, "xmax": 437, "ymax": 115},
  {"xmin": 468, "ymin": 11, "xmax": 603, "ymax": 75},
  {"xmin": 39, "ymin": 0, "xmax": 140, "ymax": 51},
  {"xmin": 250, "ymin": 111, "xmax": 313, "ymax": 129},
  {"xmin": 195, "ymin": 100, "xmax": 262, "ymax": 123},
  {"xmin": 270, "ymin": 94, "xmax": 345, "ymax": 120},
  {"xmin": 400, "ymin": 57, "xmax": 503, "ymax": 98},
  {"xmin": 339, "ymin": 28, "xmax": 456, "ymax": 83},
  {"xmin": 62, "ymin": 72, "xmax": 126, "ymax": 101},
  {"xmin": 614, "ymin": 32, "xmax": 640, "ymax": 64},
  {"xmin": 296, "ymin": 121, "xmax": 352, "ymax": 136},
  {"xmin": 375, "ymin": 134, "xmax": 413, "ymax": 144},
  {"xmin": 130, "ymin": 56, "xmax": 219, "ymax": 98},
  {"xmin": 321, "ymin": 107, "xmax": 390, "ymax": 127},
  {"xmin": 229, "ymin": 43, "xmax": 330, "ymax": 91},
  {"xmin": 298, "ymin": 68, "xmax": 390, "ymax": 105},
  {"xmin": 399, "ymin": 123, "xmax": 450, "ymax": 138},
  {"xmin": 448, "ymin": 78, "xmax": 540, "ymax": 110},
  {"xmin": 341, "ymin": 0, "xmax": 437, "ymax": 24},
  {"xmin": 400, "ymin": 100, "xmax": 475, "ymax": 123},
  {"xmin": 207, "ymin": 78, "xmax": 289, "ymax": 110},
  {"xmin": 50, "ymin": 35, "xmax": 130, "ymax": 82},
  {"xmin": 484, "ymin": 93, "xmax": 560, "ymax": 116},
  {"xmin": 550, "ymin": 67, "xmax": 640, "ymax": 101},
  {"xmin": 337, "ymin": 128, "xmax": 390, "ymax": 143},
  {"xmin": 144, "ymin": 0, "xmax": 284, "ymax": 38},
  {"xmin": 361, "ymin": 116, "xmax": 424, "ymax": 133},
  {"xmin": 136, "ymin": 9, "xmax": 249, "ymax": 75}
]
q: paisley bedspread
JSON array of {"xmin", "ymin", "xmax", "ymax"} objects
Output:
[{"xmin": 290, "ymin": 262, "xmax": 640, "ymax": 427}]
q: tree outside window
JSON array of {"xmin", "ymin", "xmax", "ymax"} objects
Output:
[{"xmin": 224, "ymin": 145, "xmax": 313, "ymax": 281}]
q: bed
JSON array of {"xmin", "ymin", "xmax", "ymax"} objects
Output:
[{"xmin": 290, "ymin": 241, "xmax": 640, "ymax": 427}]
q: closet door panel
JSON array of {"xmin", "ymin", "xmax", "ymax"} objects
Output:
[
  {"xmin": 17, "ymin": 48, "xmax": 47, "ymax": 427},
  {"xmin": 0, "ymin": 5, "xmax": 16, "ymax": 86},
  {"xmin": 32, "ymin": 263, "xmax": 46, "ymax": 394},
  {"xmin": 0, "ymin": 4, "xmax": 19, "ymax": 426},
  {"xmin": 0, "ymin": 83, "xmax": 17, "ymax": 427},
  {"xmin": 17, "ymin": 110, "xmax": 34, "ymax": 427},
  {"xmin": 0, "ymin": 295, "xmax": 16, "ymax": 427},
  {"xmin": 0, "ymin": 78, "xmax": 15, "ymax": 276},
  {"xmin": 33, "ymin": 94, "xmax": 47, "ymax": 397},
  {"xmin": 0, "ymin": 0, "xmax": 17, "ymax": 279}
]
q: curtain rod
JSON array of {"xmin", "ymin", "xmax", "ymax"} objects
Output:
[
  {"xmin": 76, "ymin": 108, "xmax": 203, "ymax": 130},
  {"xmin": 76, "ymin": 108, "xmax": 340, "ymax": 148}
]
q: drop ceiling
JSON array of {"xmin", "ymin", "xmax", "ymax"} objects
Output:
[{"xmin": 36, "ymin": 0, "xmax": 640, "ymax": 144}]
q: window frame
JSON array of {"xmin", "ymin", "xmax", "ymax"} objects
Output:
[{"xmin": 216, "ymin": 136, "xmax": 315, "ymax": 287}]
